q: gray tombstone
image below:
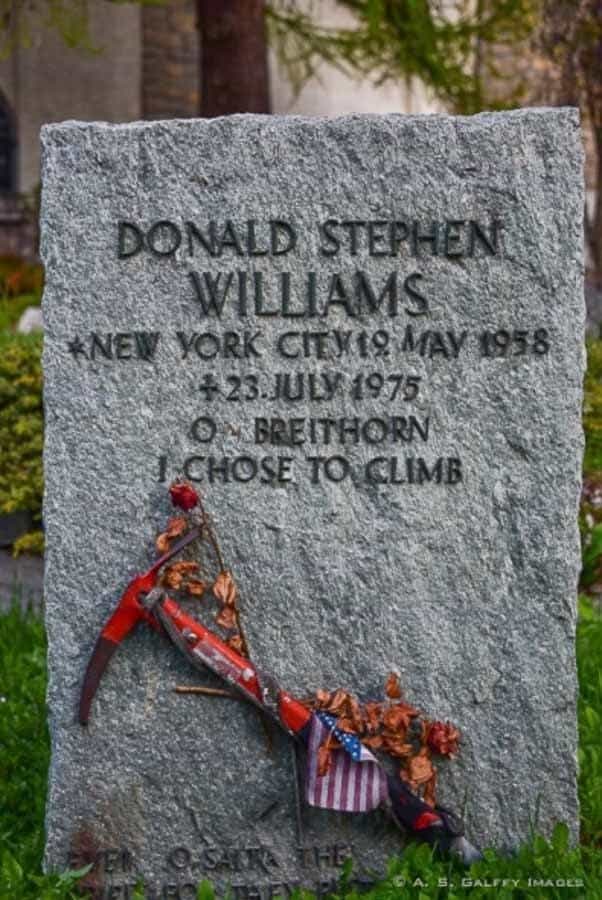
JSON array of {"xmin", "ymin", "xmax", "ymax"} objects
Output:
[{"xmin": 41, "ymin": 110, "xmax": 584, "ymax": 898}]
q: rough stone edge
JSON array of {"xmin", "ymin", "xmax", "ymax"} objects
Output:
[{"xmin": 39, "ymin": 105, "xmax": 580, "ymax": 138}]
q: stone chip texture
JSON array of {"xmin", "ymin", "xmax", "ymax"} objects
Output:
[{"xmin": 41, "ymin": 110, "xmax": 584, "ymax": 893}]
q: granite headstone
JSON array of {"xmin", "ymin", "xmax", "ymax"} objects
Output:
[{"xmin": 41, "ymin": 110, "xmax": 584, "ymax": 898}]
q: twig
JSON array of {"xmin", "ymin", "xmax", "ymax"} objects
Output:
[
  {"xmin": 194, "ymin": 494, "xmax": 225, "ymax": 572},
  {"xmin": 173, "ymin": 485, "xmax": 269, "ymax": 748},
  {"xmin": 291, "ymin": 740, "xmax": 305, "ymax": 845},
  {"xmin": 174, "ymin": 685, "xmax": 239, "ymax": 699}
]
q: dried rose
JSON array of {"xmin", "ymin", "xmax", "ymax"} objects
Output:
[
  {"xmin": 427, "ymin": 721, "xmax": 460, "ymax": 757},
  {"xmin": 169, "ymin": 481, "xmax": 199, "ymax": 511}
]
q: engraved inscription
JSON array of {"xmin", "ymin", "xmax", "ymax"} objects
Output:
[{"xmin": 62, "ymin": 214, "xmax": 555, "ymax": 491}]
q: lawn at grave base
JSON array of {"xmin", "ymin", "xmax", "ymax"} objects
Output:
[{"xmin": 0, "ymin": 601, "xmax": 601, "ymax": 900}]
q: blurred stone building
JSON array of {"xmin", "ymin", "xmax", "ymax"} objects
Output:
[{"xmin": 0, "ymin": 0, "xmax": 439, "ymax": 257}]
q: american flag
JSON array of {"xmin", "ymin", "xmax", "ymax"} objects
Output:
[{"xmin": 305, "ymin": 711, "xmax": 388, "ymax": 813}]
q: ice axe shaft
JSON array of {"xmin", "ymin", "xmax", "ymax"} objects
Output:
[{"xmin": 153, "ymin": 595, "xmax": 311, "ymax": 735}]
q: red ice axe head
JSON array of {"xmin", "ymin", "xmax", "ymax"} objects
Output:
[{"xmin": 78, "ymin": 528, "xmax": 200, "ymax": 725}]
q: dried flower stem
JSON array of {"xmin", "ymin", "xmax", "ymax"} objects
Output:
[
  {"xmin": 174, "ymin": 685, "xmax": 239, "ymax": 699},
  {"xmin": 193, "ymin": 495, "xmax": 251, "ymax": 660},
  {"xmin": 194, "ymin": 493, "xmax": 225, "ymax": 571}
]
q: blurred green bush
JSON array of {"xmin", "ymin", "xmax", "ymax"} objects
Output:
[
  {"xmin": 583, "ymin": 339, "xmax": 602, "ymax": 474},
  {"xmin": 581, "ymin": 339, "xmax": 602, "ymax": 590},
  {"xmin": 0, "ymin": 331, "xmax": 44, "ymax": 555},
  {"xmin": 0, "ymin": 253, "xmax": 44, "ymax": 555}
]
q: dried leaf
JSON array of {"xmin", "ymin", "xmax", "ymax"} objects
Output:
[
  {"xmin": 405, "ymin": 747, "xmax": 435, "ymax": 787},
  {"xmin": 186, "ymin": 578, "xmax": 207, "ymax": 597},
  {"xmin": 317, "ymin": 743, "xmax": 332, "ymax": 777},
  {"xmin": 382, "ymin": 702, "xmax": 418, "ymax": 734},
  {"xmin": 336, "ymin": 717, "xmax": 356, "ymax": 733},
  {"xmin": 416, "ymin": 718, "xmax": 428, "ymax": 746},
  {"xmin": 166, "ymin": 516, "xmax": 188, "ymax": 539},
  {"xmin": 325, "ymin": 733, "xmax": 341, "ymax": 751},
  {"xmin": 363, "ymin": 702, "xmax": 383, "ymax": 734},
  {"xmin": 169, "ymin": 561, "xmax": 199, "ymax": 575},
  {"xmin": 228, "ymin": 634, "xmax": 244, "ymax": 654},
  {"xmin": 162, "ymin": 566, "xmax": 183, "ymax": 590},
  {"xmin": 213, "ymin": 571, "xmax": 238, "ymax": 607},
  {"xmin": 382, "ymin": 735, "xmax": 415, "ymax": 758},
  {"xmin": 325, "ymin": 689, "xmax": 352, "ymax": 717},
  {"xmin": 314, "ymin": 689, "xmax": 332, "ymax": 709},
  {"xmin": 362, "ymin": 734, "xmax": 384, "ymax": 750},
  {"xmin": 347, "ymin": 694, "xmax": 363, "ymax": 733},
  {"xmin": 423, "ymin": 771, "xmax": 438, "ymax": 808},
  {"xmin": 215, "ymin": 604, "xmax": 237, "ymax": 630},
  {"xmin": 385, "ymin": 672, "xmax": 402, "ymax": 699},
  {"xmin": 155, "ymin": 533, "xmax": 171, "ymax": 554}
]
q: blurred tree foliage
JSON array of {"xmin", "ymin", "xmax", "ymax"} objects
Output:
[
  {"xmin": 539, "ymin": 1, "xmax": 602, "ymax": 281},
  {"xmin": 3, "ymin": 1, "xmax": 537, "ymax": 114},
  {"xmin": 267, "ymin": 0, "xmax": 538, "ymax": 114},
  {"xmin": 0, "ymin": 0, "xmax": 163, "ymax": 57}
]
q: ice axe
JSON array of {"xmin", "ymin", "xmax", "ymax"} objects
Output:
[
  {"xmin": 78, "ymin": 480, "xmax": 482, "ymax": 866},
  {"xmin": 78, "ymin": 525, "xmax": 310, "ymax": 735},
  {"xmin": 78, "ymin": 570, "xmax": 481, "ymax": 866}
]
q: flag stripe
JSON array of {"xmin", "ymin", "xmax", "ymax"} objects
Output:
[{"xmin": 305, "ymin": 712, "xmax": 387, "ymax": 813}]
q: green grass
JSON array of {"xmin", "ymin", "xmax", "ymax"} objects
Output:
[
  {"xmin": 1, "ymin": 600, "xmax": 601, "ymax": 899},
  {"xmin": 0, "ymin": 605, "xmax": 85, "ymax": 898},
  {"xmin": 578, "ymin": 597, "xmax": 602, "ymax": 846}
]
